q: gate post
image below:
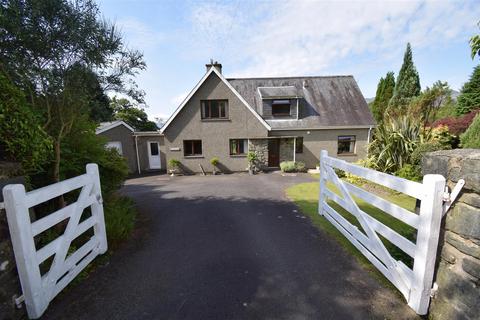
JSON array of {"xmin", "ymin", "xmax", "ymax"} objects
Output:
[
  {"xmin": 318, "ymin": 150, "xmax": 328, "ymax": 216},
  {"xmin": 409, "ymin": 174, "xmax": 445, "ymax": 315},
  {"xmin": 3, "ymin": 185, "xmax": 47, "ymax": 318},
  {"xmin": 86, "ymin": 163, "xmax": 108, "ymax": 254}
]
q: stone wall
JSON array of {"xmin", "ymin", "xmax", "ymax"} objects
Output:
[
  {"xmin": 422, "ymin": 149, "xmax": 480, "ymax": 319},
  {"xmin": 249, "ymin": 139, "xmax": 268, "ymax": 170}
]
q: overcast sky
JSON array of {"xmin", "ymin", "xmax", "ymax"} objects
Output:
[{"xmin": 98, "ymin": 0, "xmax": 480, "ymax": 121}]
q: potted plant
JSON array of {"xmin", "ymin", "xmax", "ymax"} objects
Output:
[
  {"xmin": 168, "ymin": 159, "xmax": 181, "ymax": 176},
  {"xmin": 210, "ymin": 157, "xmax": 219, "ymax": 175},
  {"xmin": 247, "ymin": 151, "xmax": 257, "ymax": 175}
]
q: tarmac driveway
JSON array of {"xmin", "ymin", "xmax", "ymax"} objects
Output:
[{"xmin": 44, "ymin": 173, "xmax": 417, "ymax": 320}]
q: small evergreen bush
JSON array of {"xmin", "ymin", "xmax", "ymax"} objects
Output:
[
  {"xmin": 460, "ymin": 113, "xmax": 480, "ymax": 148},
  {"xmin": 280, "ymin": 161, "xmax": 306, "ymax": 173},
  {"xmin": 395, "ymin": 164, "xmax": 422, "ymax": 182},
  {"xmin": 168, "ymin": 158, "xmax": 181, "ymax": 169}
]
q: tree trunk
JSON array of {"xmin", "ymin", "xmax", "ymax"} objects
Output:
[{"xmin": 53, "ymin": 139, "xmax": 66, "ymax": 208}]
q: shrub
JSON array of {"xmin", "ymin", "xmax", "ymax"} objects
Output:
[
  {"xmin": 460, "ymin": 113, "xmax": 480, "ymax": 148},
  {"xmin": 428, "ymin": 125, "xmax": 457, "ymax": 148},
  {"xmin": 367, "ymin": 116, "xmax": 421, "ymax": 173},
  {"xmin": 280, "ymin": 161, "xmax": 306, "ymax": 173},
  {"xmin": 411, "ymin": 142, "xmax": 450, "ymax": 166},
  {"xmin": 210, "ymin": 157, "xmax": 219, "ymax": 166},
  {"xmin": 247, "ymin": 151, "xmax": 257, "ymax": 163},
  {"xmin": 395, "ymin": 164, "xmax": 422, "ymax": 182},
  {"xmin": 103, "ymin": 194, "xmax": 136, "ymax": 247},
  {"xmin": 431, "ymin": 110, "xmax": 480, "ymax": 135},
  {"xmin": 168, "ymin": 158, "xmax": 181, "ymax": 169}
]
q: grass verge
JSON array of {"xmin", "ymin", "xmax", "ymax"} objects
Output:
[{"xmin": 285, "ymin": 176, "xmax": 417, "ymax": 291}]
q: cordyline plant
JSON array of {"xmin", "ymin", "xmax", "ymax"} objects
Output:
[{"xmin": 367, "ymin": 116, "xmax": 423, "ymax": 173}]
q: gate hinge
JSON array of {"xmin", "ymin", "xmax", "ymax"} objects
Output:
[
  {"xmin": 442, "ymin": 179, "xmax": 465, "ymax": 217},
  {"xmin": 430, "ymin": 282, "xmax": 439, "ymax": 298},
  {"xmin": 13, "ymin": 294, "xmax": 24, "ymax": 309}
]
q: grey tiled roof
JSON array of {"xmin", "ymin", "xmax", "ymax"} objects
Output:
[
  {"xmin": 227, "ymin": 76, "xmax": 375, "ymax": 129},
  {"xmin": 258, "ymin": 86, "xmax": 300, "ymax": 99}
]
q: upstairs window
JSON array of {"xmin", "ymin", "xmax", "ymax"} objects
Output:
[
  {"xmin": 271, "ymin": 99, "xmax": 291, "ymax": 116},
  {"xmin": 337, "ymin": 136, "xmax": 356, "ymax": 154},
  {"xmin": 201, "ymin": 100, "xmax": 228, "ymax": 119},
  {"xmin": 230, "ymin": 139, "xmax": 248, "ymax": 155},
  {"xmin": 184, "ymin": 140, "xmax": 202, "ymax": 157}
]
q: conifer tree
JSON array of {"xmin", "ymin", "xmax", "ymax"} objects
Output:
[
  {"xmin": 389, "ymin": 43, "xmax": 421, "ymax": 113},
  {"xmin": 371, "ymin": 72, "xmax": 395, "ymax": 123},
  {"xmin": 456, "ymin": 65, "xmax": 480, "ymax": 115}
]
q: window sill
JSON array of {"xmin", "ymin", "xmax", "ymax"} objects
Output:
[
  {"xmin": 230, "ymin": 154, "xmax": 247, "ymax": 158},
  {"xmin": 201, "ymin": 119, "xmax": 230, "ymax": 122},
  {"xmin": 337, "ymin": 153, "xmax": 357, "ymax": 156},
  {"xmin": 184, "ymin": 155, "xmax": 204, "ymax": 159}
]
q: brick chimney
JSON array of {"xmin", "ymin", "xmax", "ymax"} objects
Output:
[{"xmin": 206, "ymin": 59, "xmax": 222, "ymax": 74}]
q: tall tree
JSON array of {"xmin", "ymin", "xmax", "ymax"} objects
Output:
[
  {"xmin": 470, "ymin": 21, "xmax": 480, "ymax": 60},
  {"xmin": 111, "ymin": 97, "xmax": 158, "ymax": 131},
  {"xmin": 456, "ymin": 65, "xmax": 480, "ymax": 115},
  {"xmin": 408, "ymin": 81, "xmax": 451, "ymax": 127},
  {"xmin": 0, "ymin": 0, "xmax": 145, "ymax": 184},
  {"xmin": 388, "ymin": 43, "xmax": 421, "ymax": 113},
  {"xmin": 371, "ymin": 72, "xmax": 395, "ymax": 124}
]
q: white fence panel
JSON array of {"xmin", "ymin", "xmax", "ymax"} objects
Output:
[
  {"xmin": 318, "ymin": 150, "xmax": 445, "ymax": 315},
  {"xmin": 2, "ymin": 164, "xmax": 107, "ymax": 319}
]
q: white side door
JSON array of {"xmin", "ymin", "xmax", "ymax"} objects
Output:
[{"xmin": 147, "ymin": 141, "xmax": 161, "ymax": 169}]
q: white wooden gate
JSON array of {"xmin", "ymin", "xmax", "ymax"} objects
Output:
[
  {"xmin": 2, "ymin": 164, "xmax": 107, "ymax": 319},
  {"xmin": 318, "ymin": 150, "xmax": 445, "ymax": 315}
]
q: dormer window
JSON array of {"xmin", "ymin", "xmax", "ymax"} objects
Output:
[
  {"xmin": 272, "ymin": 99, "xmax": 291, "ymax": 116},
  {"xmin": 201, "ymin": 100, "xmax": 228, "ymax": 119}
]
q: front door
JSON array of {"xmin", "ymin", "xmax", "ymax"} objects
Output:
[
  {"xmin": 147, "ymin": 141, "xmax": 161, "ymax": 169},
  {"xmin": 268, "ymin": 139, "xmax": 280, "ymax": 167}
]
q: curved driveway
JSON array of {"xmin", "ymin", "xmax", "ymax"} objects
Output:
[{"xmin": 44, "ymin": 173, "xmax": 417, "ymax": 320}]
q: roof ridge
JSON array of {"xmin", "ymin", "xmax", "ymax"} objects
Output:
[{"xmin": 227, "ymin": 75, "xmax": 353, "ymax": 80}]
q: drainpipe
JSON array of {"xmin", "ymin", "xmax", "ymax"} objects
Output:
[
  {"xmin": 135, "ymin": 135, "xmax": 141, "ymax": 174},
  {"xmin": 367, "ymin": 126, "xmax": 373, "ymax": 144},
  {"xmin": 293, "ymin": 137, "xmax": 296, "ymax": 162}
]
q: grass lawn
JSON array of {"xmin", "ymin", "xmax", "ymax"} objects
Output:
[{"xmin": 286, "ymin": 174, "xmax": 417, "ymax": 289}]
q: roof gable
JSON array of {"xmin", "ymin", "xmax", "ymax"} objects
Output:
[
  {"xmin": 96, "ymin": 120, "xmax": 134, "ymax": 134},
  {"xmin": 160, "ymin": 68, "xmax": 271, "ymax": 133}
]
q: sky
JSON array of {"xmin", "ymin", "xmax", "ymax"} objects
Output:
[{"xmin": 97, "ymin": 0, "xmax": 480, "ymax": 121}]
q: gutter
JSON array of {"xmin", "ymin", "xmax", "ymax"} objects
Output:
[{"xmin": 367, "ymin": 126, "xmax": 373, "ymax": 144}]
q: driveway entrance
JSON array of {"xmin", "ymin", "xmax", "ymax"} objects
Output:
[{"xmin": 43, "ymin": 173, "xmax": 417, "ymax": 320}]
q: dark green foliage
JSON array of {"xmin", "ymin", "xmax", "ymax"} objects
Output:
[
  {"xmin": 0, "ymin": 0, "xmax": 145, "ymax": 183},
  {"xmin": 388, "ymin": 43, "xmax": 421, "ymax": 113},
  {"xmin": 111, "ymin": 97, "xmax": 158, "ymax": 131},
  {"xmin": 103, "ymin": 194, "xmax": 136, "ymax": 246},
  {"xmin": 456, "ymin": 65, "xmax": 480, "ymax": 115},
  {"xmin": 460, "ymin": 113, "xmax": 480, "ymax": 148},
  {"xmin": 370, "ymin": 72, "xmax": 395, "ymax": 124},
  {"xmin": 0, "ymin": 72, "xmax": 52, "ymax": 173},
  {"xmin": 59, "ymin": 114, "xmax": 129, "ymax": 195}
]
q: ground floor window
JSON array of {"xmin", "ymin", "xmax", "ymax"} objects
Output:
[
  {"xmin": 337, "ymin": 135, "xmax": 356, "ymax": 154},
  {"xmin": 184, "ymin": 140, "xmax": 202, "ymax": 156},
  {"xmin": 230, "ymin": 139, "xmax": 248, "ymax": 155},
  {"xmin": 105, "ymin": 141, "xmax": 123, "ymax": 155},
  {"xmin": 295, "ymin": 137, "xmax": 303, "ymax": 153}
]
